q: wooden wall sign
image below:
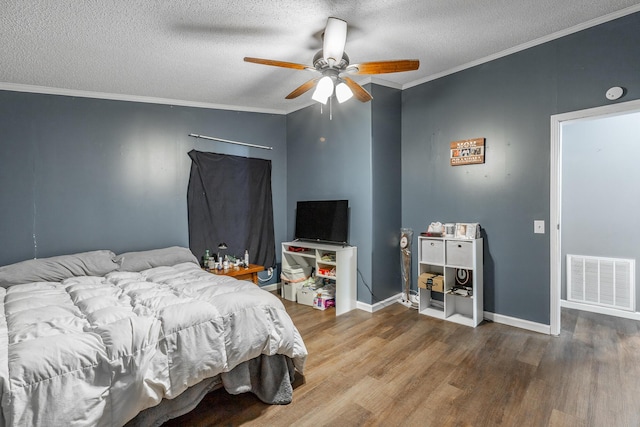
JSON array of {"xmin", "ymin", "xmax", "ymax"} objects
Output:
[{"xmin": 450, "ymin": 138, "xmax": 485, "ymax": 166}]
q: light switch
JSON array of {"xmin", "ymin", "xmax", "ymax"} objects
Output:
[{"xmin": 534, "ymin": 220, "xmax": 545, "ymax": 234}]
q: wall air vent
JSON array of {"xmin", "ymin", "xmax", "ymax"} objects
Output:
[{"xmin": 567, "ymin": 254, "xmax": 635, "ymax": 312}]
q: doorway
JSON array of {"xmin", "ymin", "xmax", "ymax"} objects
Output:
[{"xmin": 550, "ymin": 98, "xmax": 640, "ymax": 335}]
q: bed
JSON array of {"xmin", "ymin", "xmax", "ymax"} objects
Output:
[{"xmin": 0, "ymin": 247, "xmax": 307, "ymax": 426}]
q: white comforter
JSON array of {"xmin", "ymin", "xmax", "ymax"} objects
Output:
[{"xmin": 0, "ymin": 262, "xmax": 307, "ymax": 426}]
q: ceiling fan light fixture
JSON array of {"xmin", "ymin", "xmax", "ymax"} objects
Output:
[
  {"xmin": 322, "ymin": 17, "xmax": 347, "ymax": 66},
  {"xmin": 335, "ymin": 81, "xmax": 353, "ymax": 103},
  {"xmin": 312, "ymin": 76, "xmax": 334, "ymax": 104},
  {"xmin": 245, "ymin": 17, "xmax": 418, "ymax": 105}
]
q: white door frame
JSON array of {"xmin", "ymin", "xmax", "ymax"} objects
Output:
[{"xmin": 549, "ymin": 98, "xmax": 640, "ymax": 335}]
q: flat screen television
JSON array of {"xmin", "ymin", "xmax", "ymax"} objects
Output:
[{"xmin": 294, "ymin": 200, "xmax": 349, "ymax": 245}]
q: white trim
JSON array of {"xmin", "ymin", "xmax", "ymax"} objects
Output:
[
  {"xmin": 550, "ymin": 99, "xmax": 640, "ymax": 336},
  {"xmin": 3, "ymin": 5, "xmax": 639, "ymax": 115},
  {"xmin": 370, "ymin": 77, "xmax": 403, "ymax": 90},
  {"xmin": 550, "ymin": 111, "xmax": 562, "ymax": 336},
  {"xmin": 484, "ymin": 311, "xmax": 551, "ymax": 335},
  {"xmin": 356, "ymin": 293, "xmax": 404, "ymax": 313},
  {"xmin": 270, "ymin": 280, "xmax": 396, "ymax": 313},
  {"xmin": 552, "ymin": 99, "xmax": 640, "ymax": 123},
  {"xmin": 261, "ymin": 283, "xmax": 280, "ymax": 292},
  {"xmin": 285, "ymin": 99, "xmax": 316, "ymax": 114},
  {"xmin": 0, "ymin": 79, "xmax": 397, "ymax": 116},
  {"xmin": 561, "ymin": 299, "xmax": 640, "ymax": 322},
  {"xmin": 403, "ymin": 4, "xmax": 640, "ymax": 90},
  {"xmin": 0, "ymin": 82, "xmax": 286, "ymax": 115}
]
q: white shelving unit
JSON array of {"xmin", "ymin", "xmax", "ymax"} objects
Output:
[
  {"xmin": 281, "ymin": 241, "xmax": 357, "ymax": 316},
  {"xmin": 418, "ymin": 236, "xmax": 483, "ymax": 327}
]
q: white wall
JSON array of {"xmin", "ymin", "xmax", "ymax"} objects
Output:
[{"xmin": 561, "ymin": 111, "xmax": 640, "ymax": 308}]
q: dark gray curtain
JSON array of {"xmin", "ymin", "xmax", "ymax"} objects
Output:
[{"xmin": 187, "ymin": 150, "xmax": 275, "ymax": 268}]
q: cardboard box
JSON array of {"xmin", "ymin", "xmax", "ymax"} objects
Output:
[
  {"xmin": 418, "ymin": 273, "xmax": 437, "ymax": 289},
  {"xmin": 313, "ymin": 296, "xmax": 335, "ymax": 310},
  {"xmin": 431, "ymin": 275, "xmax": 444, "ymax": 293},
  {"xmin": 418, "ymin": 272, "xmax": 444, "ymax": 292}
]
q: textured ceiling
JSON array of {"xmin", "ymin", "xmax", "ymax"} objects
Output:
[{"xmin": 1, "ymin": 1, "xmax": 639, "ymax": 114}]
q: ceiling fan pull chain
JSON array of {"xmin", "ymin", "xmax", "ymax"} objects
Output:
[{"xmin": 329, "ymin": 96, "xmax": 333, "ymax": 120}]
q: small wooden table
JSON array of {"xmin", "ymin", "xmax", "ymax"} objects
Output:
[{"xmin": 209, "ymin": 264, "xmax": 264, "ymax": 285}]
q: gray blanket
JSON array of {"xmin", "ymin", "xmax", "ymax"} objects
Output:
[{"xmin": 127, "ymin": 354, "xmax": 296, "ymax": 427}]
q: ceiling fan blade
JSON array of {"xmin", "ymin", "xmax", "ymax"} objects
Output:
[
  {"xmin": 244, "ymin": 57, "xmax": 312, "ymax": 71},
  {"xmin": 350, "ymin": 60, "xmax": 420, "ymax": 75},
  {"xmin": 285, "ymin": 78, "xmax": 321, "ymax": 99},
  {"xmin": 322, "ymin": 17, "xmax": 347, "ymax": 65},
  {"xmin": 342, "ymin": 77, "xmax": 373, "ymax": 102}
]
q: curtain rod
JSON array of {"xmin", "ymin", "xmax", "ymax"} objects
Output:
[{"xmin": 188, "ymin": 133, "xmax": 273, "ymax": 150}]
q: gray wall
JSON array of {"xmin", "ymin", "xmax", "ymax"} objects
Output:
[
  {"xmin": 286, "ymin": 95, "xmax": 375, "ymax": 304},
  {"xmin": 2, "ymin": 12, "xmax": 639, "ymax": 323},
  {"xmin": 0, "ymin": 91, "xmax": 287, "ymax": 288},
  {"xmin": 401, "ymin": 12, "xmax": 640, "ymax": 324},
  {"xmin": 285, "ymin": 84, "xmax": 402, "ymax": 305},
  {"xmin": 561, "ymin": 112, "xmax": 640, "ymax": 308},
  {"xmin": 371, "ymin": 85, "xmax": 403, "ymax": 302}
]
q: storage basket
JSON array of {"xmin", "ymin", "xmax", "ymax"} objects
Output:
[{"xmin": 281, "ymin": 264, "xmax": 312, "ymax": 282}]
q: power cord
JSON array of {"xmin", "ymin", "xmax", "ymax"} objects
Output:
[
  {"xmin": 356, "ymin": 268, "xmax": 419, "ymax": 309},
  {"xmin": 357, "ymin": 268, "xmax": 384, "ymax": 303},
  {"xmin": 258, "ymin": 267, "xmax": 275, "ymax": 283},
  {"xmin": 399, "ymin": 289, "xmax": 419, "ymax": 310}
]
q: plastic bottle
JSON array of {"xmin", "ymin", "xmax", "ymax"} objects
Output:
[
  {"xmin": 203, "ymin": 249, "xmax": 210, "ymax": 269},
  {"xmin": 244, "ymin": 250, "xmax": 249, "ymax": 266}
]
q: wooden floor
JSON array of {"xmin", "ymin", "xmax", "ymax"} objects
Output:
[{"xmin": 164, "ymin": 296, "xmax": 640, "ymax": 427}]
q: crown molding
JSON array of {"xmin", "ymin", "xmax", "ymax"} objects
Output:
[
  {"xmin": 403, "ymin": 4, "xmax": 640, "ymax": 90},
  {"xmin": 3, "ymin": 5, "xmax": 639, "ymax": 115},
  {"xmin": 0, "ymin": 82, "xmax": 287, "ymax": 115}
]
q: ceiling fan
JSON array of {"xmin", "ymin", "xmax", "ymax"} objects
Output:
[{"xmin": 244, "ymin": 17, "xmax": 419, "ymax": 104}]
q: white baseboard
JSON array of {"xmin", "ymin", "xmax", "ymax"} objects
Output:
[
  {"xmin": 357, "ymin": 293, "xmax": 404, "ymax": 313},
  {"xmin": 483, "ymin": 301, "xmax": 640, "ymax": 336},
  {"xmin": 270, "ymin": 282, "xmax": 556, "ymax": 333},
  {"xmin": 483, "ymin": 311, "xmax": 551, "ymax": 335},
  {"xmin": 260, "ymin": 283, "xmax": 279, "ymax": 293},
  {"xmin": 270, "ymin": 278, "xmax": 551, "ymax": 333},
  {"xmin": 269, "ymin": 282, "xmax": 395, "ymax": 313},
  {"xmin": 561, "ymin": 299, "xmax": 640, "ymax": 321}
]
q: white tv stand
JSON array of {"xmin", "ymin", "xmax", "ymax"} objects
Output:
[{"xmin": 281, "ymin": 241, "xmax": 357, "ymax": 315}]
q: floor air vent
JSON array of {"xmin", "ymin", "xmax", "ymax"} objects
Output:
[{"xmin": 567, "ymin": 254, "xmax": 635, "ymax": 312}]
